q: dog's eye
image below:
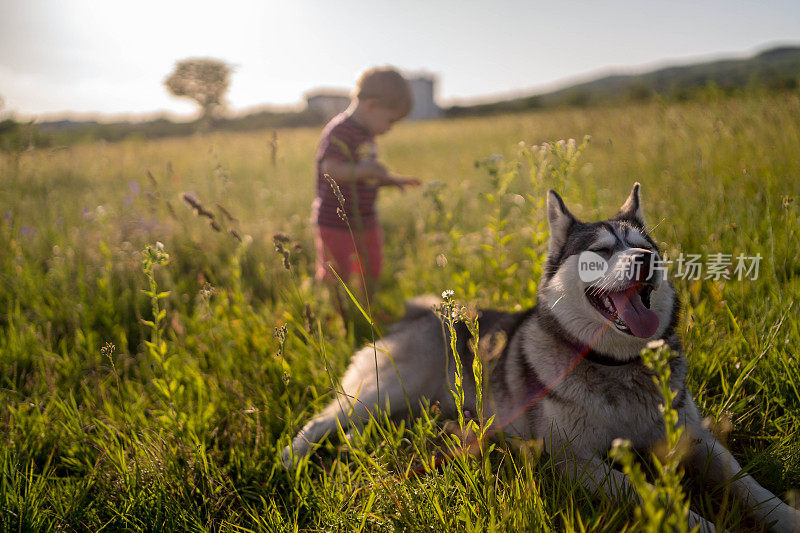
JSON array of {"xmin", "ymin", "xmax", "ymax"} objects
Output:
[{"xmin": 591, "ymin": 247, "xmax": 614, "ymax": 256}]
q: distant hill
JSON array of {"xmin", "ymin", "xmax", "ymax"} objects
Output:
[
  {"xmin": 35, "ymin": 108, "xmax": 321, "ymax": 144},
  {"xmin": 16, "ymin": 45, "xmax": 800, "ymax": 144},
  {"xmin": 446, "ymin": 45, "xmax": 800, "ymax": 117}
]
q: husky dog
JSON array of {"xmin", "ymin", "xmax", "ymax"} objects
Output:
[{"xmin": 283, "ymin": 184, "xmax": 800, "ymax": 532}]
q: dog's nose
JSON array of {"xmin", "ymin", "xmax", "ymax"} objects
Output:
[{"xmin": 628, "ymin": 248, "xmax": 654, "ymax": 282}]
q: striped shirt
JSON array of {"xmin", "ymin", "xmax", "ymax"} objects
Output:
[{"xmin": 312, "ymin": 114, "xmax": 379, "ymax": 229}]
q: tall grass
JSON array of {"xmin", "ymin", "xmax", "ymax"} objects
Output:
[{"xmin": 0, "ymin": 92, "xmax": 799, "ymax": 530}]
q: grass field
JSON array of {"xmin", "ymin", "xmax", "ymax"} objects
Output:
[{"xmin": 1, "ymin": 92, "xmax": 799, "ymax": 531}]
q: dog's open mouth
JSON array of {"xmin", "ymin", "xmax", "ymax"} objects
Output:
[{"xmin": 585, "ymin": 282, "xmax": 658, "ymax": 338}]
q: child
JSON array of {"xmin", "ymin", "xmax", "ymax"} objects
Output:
[{"xmin": 312, "ymin": 66, "xmax": 420, "ymax": 308}]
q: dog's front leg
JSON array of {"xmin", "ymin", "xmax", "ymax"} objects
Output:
[
  {"xmin": 555, "ymin": 452, "xmax": 716, "ymax": 532},
  {"xmin": 688, "ymin": 427, "xmax": 800, "ymax": 533}
]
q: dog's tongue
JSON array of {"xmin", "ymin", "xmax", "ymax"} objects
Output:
[{"xmin": 610, "ymin": 289, "xmax": 659, "ymax": 338}]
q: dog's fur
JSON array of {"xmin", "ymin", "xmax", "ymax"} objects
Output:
[{"xmin": 283, "ymin": 184, "xmax": 800, "ymax": 532}]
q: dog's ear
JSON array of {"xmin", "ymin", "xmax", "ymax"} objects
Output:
[
  {"xmin": 614, "ymin": 182, "xmax": 645, "ymax": 226},
  {"xmin": 547, "ymin": 189, "xmax": 576, "ymax": 253}
]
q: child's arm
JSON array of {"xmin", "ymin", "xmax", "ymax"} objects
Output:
[
  {"xmin": 320, "ymin": 158, "xmax": 388, "ymax": 183},
  {"xmin": 377, "ymin": 174, "xmax": 422, "ymax": 191},
  {"xmin": 321, "ymin": 159, "xmax": 421, "ymax": 190}
]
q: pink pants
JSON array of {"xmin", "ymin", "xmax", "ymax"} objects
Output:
[{"xmin": 314, "ymin": 224, "xmax": 383, "ymax": 283}]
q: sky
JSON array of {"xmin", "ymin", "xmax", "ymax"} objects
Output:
[{"xmin": 1, "ymin": 0, "xmax": 798, "ymax": 121}]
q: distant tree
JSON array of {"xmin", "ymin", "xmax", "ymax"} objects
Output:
[
  {"xmin": 625, "ymin": 83, "xmax": 653, "ymax": 102},
  {"xmin": 565, "ymin": 89, "xmax": 589, "ymax": 108},
  {"xmin": 0, "ymin": 119, "xmax": 50, "ymax": 166},
  {"xmin": 522, "ymin": 95, "xmax": 543, "ymax": 109},
  {"xmin": 164, "ymin": 58, "xmax": 232, "ymax": 130}
]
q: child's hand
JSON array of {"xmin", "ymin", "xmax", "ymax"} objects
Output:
[{"xmin": 384, "ymin": 174, "xmax": 422, "ymax": 192}]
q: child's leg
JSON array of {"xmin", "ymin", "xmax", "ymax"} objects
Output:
[
  {"xmin": 314, "ymin": 225, "xmax": 358, "ymax": 281},
  {"xmin": 314, "ymin": 224, "xmax": 384, "ymax": 323},
  {"xmin": 315, "ymin": 225, "xmax": 366, "ymax": 321},
  {"xmin": 355, "ymin": 224, "xmax": 384, "ymax": 302}
]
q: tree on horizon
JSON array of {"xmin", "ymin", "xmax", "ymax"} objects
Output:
[{"xmin": 164, "ymin": 58, "xmax": 232, "ymax": 131}]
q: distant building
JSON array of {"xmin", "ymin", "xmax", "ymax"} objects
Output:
[
  {"xmin": 305, "ymin": 90, "xmax": 350, "ymax": 122},
  {"xmin": 305, "ymin": 72, "xmax": 442, "ymax": 122},
  {"xmin": 406, "ymin": 74, "xmax": 442, "ymax": 121}
]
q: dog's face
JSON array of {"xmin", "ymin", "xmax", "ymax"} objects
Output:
[{"xmin": 537, "ymin": 184, "xmax": 678, "ymax": 359}]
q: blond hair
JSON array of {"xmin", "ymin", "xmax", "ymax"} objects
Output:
[{"xmin": 355, "ymin": 67, "xmax": 413, "ymax": 117}]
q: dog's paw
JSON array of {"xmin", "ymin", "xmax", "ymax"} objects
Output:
[
  {"xmin": 280, "ymin": 437, "xmax": 311, "ymax": 469},
  {"xmin": 280, "ymin": 445, "xmax": 294, "ymax": 469},
  {"xmin": 687, "ymin": 510, "xmax": 717, "ymax": 533}
]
